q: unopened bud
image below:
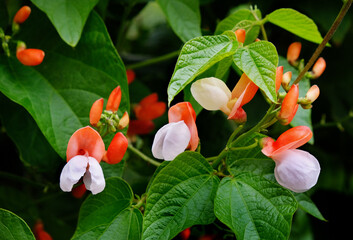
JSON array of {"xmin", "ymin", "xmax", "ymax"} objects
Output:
[
  {"xmin": 278, "ymin": 84, "xmax": 299, "ymax": 125},
  {"xmin": 287, "ymin": 42, "xmax": 301, "ymax": 66},
  {"xmin": 89, "ymin": 98, "xmax": 104, "ymax": 126},
  {"xmin": 305, "ymin": 85, "xmax": 320, "ymax": 103},
  {"xmin": 275, "ymin": 66, "xmax": 283, "ymax": 93},
  {"xmin": 118, "ymin": 111, "xmax": 129, "ymax": 129},
  {"xmin": 13, "ymin": 6, "xmax": 31, "ymax": 24},
  {"xmin": 311, "ymin": 57, "xmax": 326, "ymax": 79},
  {"xmin": 235, "ymin": 29, "xmax": 246, "ymax": 44},
  {"xmin": 16, "ymin": 47, "xmax": 45, "ymax": 66},
  {"xmin": 281, "ymin": 71, "xmax": 292, "ymax": 91},
  {"xmin": 126, "ymin": 69, "xmax": 135, "ymax": 84}
]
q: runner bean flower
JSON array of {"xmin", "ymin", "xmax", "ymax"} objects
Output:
[{"xmin": 261, "ymin": 126, "xmax": 320, "ymax": 193}]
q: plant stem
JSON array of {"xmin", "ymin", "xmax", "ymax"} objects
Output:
[
  {"xmin": 294, "ymin": 0, "xmax": 353, "ymax": 84},
  {"xmin": 251, "ymin": 8, "xmax": 268, "ymax": 41},
  {"xmin": 226, "ymin": 125, "xmax": 244, "ymax": 147},
  {"xmin": 126, "ymin": 50, "xmax": 180, "ymax": 70},
  {"xmin": 134, "ymin": 194, "xmax": 147, "ymax": 209},
  {"xmin": 128, "ymin": 144, "xmax": 161, "ymax": 167}
]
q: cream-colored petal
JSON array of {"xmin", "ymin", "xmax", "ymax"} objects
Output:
[{"xmin": 191, "ymin": 77, "xmax": 231, "ymax": 111}]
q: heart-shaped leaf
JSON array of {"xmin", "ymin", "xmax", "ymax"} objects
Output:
[
  {"xmin": 142, "ymin": 152, "xmax": 220, "ymax": 240},
  {"xmin": 30, "ymin": 0, "xmax": 99, "ymax": 46},
  {"xmin": 0, "ymin": 209, "xmax": 35, "ymax": 240}
]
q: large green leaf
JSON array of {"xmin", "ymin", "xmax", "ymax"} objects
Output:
[
  {"xmin": 0, "ymin": 10, "xmax": 128, "ymax": 158},
  {"xmin": 142, "ymin": 152, "xmax": 220, "ymax": 240},
  {"xmin": 214, "ymin": 174, "xmax": 298, "ymax": 240},
  {"xmin": 157, "ymin": 0, "xmax": 201, "ymax": 42},
  {"xmin": 0, "ymin": 94, "xmax": 61, "ymax": 171},
  {"xmin": 266, "ymin": 8, "xmax": 325, "ymax": 45},
  {"xmin": 167, "ymin": 32, "xmax": 238, "ymax": 105},
  {"xmin": 0, "ymin": 209, "xmax": 35, "ymax": 240},
  {"xmin": 233, "ymin": 40, "xmax": 278, "ymax": 102},
  {"xmin": 30, "ymin": 0, "xmax": 99, "ymax": 46},
  {"xmin": 72, "ymin": 177, "xmax": 143, "ymax": 239}
]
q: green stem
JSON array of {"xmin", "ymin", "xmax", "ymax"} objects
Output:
[
  {"xmin": 226, "ymin": 125, "xmax": 244, "ymax": 147},
  {"xmin": 294, "ymin": 0, "xmax": 353, "ymax": 84},
  {"xmin": 229, "ymin": 140, "xmax": 258, "ymax": 151},
  {"xmin": 251, "ymin": 8, "xmax": 268, "ymax": 41},
  {"xmin": 211, "ymin": 149, "xmax": 228, "ymax": 169},
  {"xmin": 126, "ymin": 50, "xmax": 180, "ymax": 70},
  {"xmin": 128, "ymin": 144, "xmax": 161, "ymax": 167},
  {"xmin": 231, "ymin": 104, "xmax": 277, "ymax": 147},
  {"xmin": 134, "ymin": 194, "xmax": 147, "ymax": 209}
]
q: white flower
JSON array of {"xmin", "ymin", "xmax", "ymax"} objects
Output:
[
  {"xmin": 60, "ymin": 155, "xmax": 105, "ymax": 195},
  {"xmin": 152, "ymin": 121, "xmax": 191, "ymax": 161},
  {"xmin": 272, "ymin": 149, "xmax": 320, "ymax": 193},
  {"xmin": 190, "ymin": 77, "xmax": 231, "ymax": 112}
]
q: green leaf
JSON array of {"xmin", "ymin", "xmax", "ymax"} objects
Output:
[
  {"xmin": 278, "ymin": 56, "xmax": 313, "ymax": 144},
  {"xmin": 0, "ymin": 10, "xmax": 128, "ymax": 158},
  {"xmin": 227, "ymin": 132, "xmax": 275, "ymax": 181},
  {"xmin": 215, "ymin": 8, "xmax": 261, "ymax": 45},
  {"xmin": 30, "ymin": 0, "xmax": 99, "ymax": 46},
  {"xmin": 157, "ymin": 0, "xmax": 201, "ymax": 42},
  {"xmin": 168, "ymin": 33, "xmax": 238, "ymax": 105},
  {"xmin": 72, "ymin": 177, "xmax": 143, "ymax": 240},
  {"xmin": 214, "ymin": 174, "xmax": 298, "ymax": 240},
  {"xmin": 293, "ymin": 193, "xmax": 326, "ymax": 221},
  {"xmin": 233, "ymin": 40, "xmax": 278, "ymax": 102},
  {"xmin": 267, "ymin": 8, "xmax": 325, "ymax": 45},
  {"xmin": 0, "ymin": 209, "xmax": 35, "ymax": 240},
  {"xmin": 143, "ymin": 152, "xmax": 220, "ymax": 240},
  {"xmin": 0, "ymin": 94, "xmax": 61, "ymax": 171}
]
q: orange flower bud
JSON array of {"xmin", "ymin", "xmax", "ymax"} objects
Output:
[
  {"xmin": 278, "ymin": 84, "xmax": 299, "ymax": 125},
  {"xmin": 312, "ymin": 57, "xmax": 326, "ymax": 79},
  {"xmin": 102, "ymin": 132, "xmax": 128, "ymax": 164},
  {"xmin": 275, "ymin": 66, "xmax": 283, "ymax": 92},
  {"xmin": 287, "ymin": 42, "xmax": 301, "ymax": 65},
  {"xmin": 89, "ymin": 98, "xmax": 104, "ymax": 126},
  {"xmin": 235, "ymin": 29, "xmax": 246, "ymax": 44},
  {"xmin": 13, "ymin": 6, "xmax": 31, "ymax": 24},
  {"xmin": 305, "ymin": 85, "xmax": 320, "ymax": 103},
  {"xmin": 281, "ymin": 71, "xmax": 292, "ymax": 90},
  {"xmin": 126, "ymin": 69, "xmax": 135, "ymax": 84},
  {"xmin": 118, "ymin": 111, "xmax": 129, "ymax": 129},
  {"xmin": 16, "ymin": 48, "xmax": 45, "ymax": 66},
  {"xmin": 106, "ymin": 86, "xmax": 122, "ymax": 112}
]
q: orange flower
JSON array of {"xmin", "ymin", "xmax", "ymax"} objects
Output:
[
  {"xmin": 89, "ymin": 98, "xmax": 104, "ymax": 126},
  {"xmin": 311, "ymin": 57, "xmax": 326, "ymax": 79},
  {"xmin": 33, "ymin": 220, "xmax": 53, "ymax": 240},
  {"xmin": 126, "ymin": 69, "xmax": 136, "ymax": 84},
  {"xmin": 103, "ymin": 132, "xmax": 128, "ymax": 164},
  {"xmin": 235, "ymin": 29, "xmax": 246, "ymax": 43},
  {"xmin": 106, "ymin": 86, "xmax": 122, "ymax": 112},
  {"xmin": 134, "ymin": 93, "xmax": 166, "ymax": 121},
  {"xmin": 287, "ymin": 42, "xmax": 301, "ymax": 66},
  {"xmin": 16, "ymin": 46, "xmax": 45, "ymax": 66}
]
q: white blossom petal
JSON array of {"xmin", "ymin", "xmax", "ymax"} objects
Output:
[
  {"xmin": 191, "ymin": 77, "xmax": 231, "ymax": 111},
  {"xmin": 152, "ymin": 121, "xmax": 191, "ymax": 161},
  {"xmin": 83, "ymin": 157, "xmax": 106, "ymax": 195},
  {"xmin": 60, "ymin": 155, "xmax": 88, "ymax": 192},
  {"xmin": 273, "ymin": 149, "xmax": 320, "ymax": 193}
]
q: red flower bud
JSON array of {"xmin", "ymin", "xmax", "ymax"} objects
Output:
[
  {"xmin": 106, "ymin": 86, "xmax": 122, "ymax": 112},
  {"xmin": 16, "ymin": 48, "xmax": 45, "ymax": 66},
  {"xmin": 118, "ymin": 111, "xmax": 129, "ymax": 129},
  {"xmin": 180, "ymin": 228, "xmax": 191, "ymax": 240},
  {"xmin": 71, "ymin": 183, "xmax": 87, "ymax": 199},
  {"xmin": 13, "ymin": 6, "xmax": 31, "ymax": 24},
  {"xmin": 102, "ymin": 132, "xmax": 128, "ymax": 164},
  {"xmin": 33, "ymin": 220, "xmax": 53, "ymax": 240},
  {"xmin": 89, "ymin": 98, "xmax": 104, "ymax": 126},
  {"xmin": 305, "ymin": 85, "xmax": 320, "ymax": 103}
]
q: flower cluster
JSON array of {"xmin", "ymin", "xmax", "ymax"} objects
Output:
[{"xmin": 60, "ymin": 86, "xmax": 129, "ymax": 195}]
